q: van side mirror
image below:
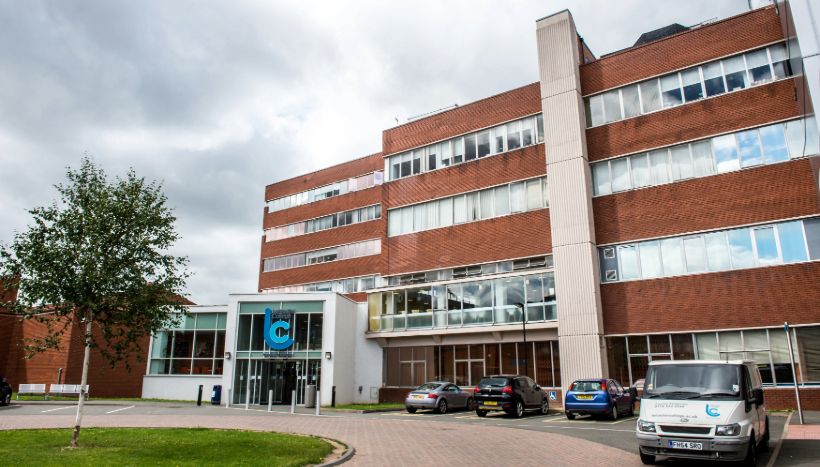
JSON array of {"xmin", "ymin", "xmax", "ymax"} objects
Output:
[
  {"xmin": 752, "ymin": 388, "xmax": 764, "ymax": 405},
  {"xmin": 628, "ymin": 387, "xmax": 639, "ymax": 401}
]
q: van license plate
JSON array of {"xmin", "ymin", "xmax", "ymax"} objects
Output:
[{"xmin": 668, "ymin": 441, "xmax": 703, "ymax": 450}]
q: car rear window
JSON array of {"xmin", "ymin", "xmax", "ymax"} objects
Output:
[
  {"xmin": 571, "ymin": 381, "xmax": 603, "ymax": 392},
  {"xmin": 478, "ymin": 378, "xmax": 509, "ymax": 387},
  {"xmin": 416, "ymin": 383, "xmax": 442, "ymax": 391}
]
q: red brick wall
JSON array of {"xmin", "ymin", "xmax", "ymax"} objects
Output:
[
  {"xmin": 264, "ymin": 153, "xmax": 383, "ymax": 202},
  {"xmin": 382, "ymin": 83, "xmax": 541, "ymax": 156},
  {"xmin": 602, "ymin": 262, "xmax": 820, "ymax": 335},
  {"xmin": 586, "ymin": 79, "xmax": 800, "ymax": 161},
  {"xmin": 387, "ymin": 210, "xmax": 552, "ymax": 275},
  {"xmin": 594, "ymin": 159, "xmax": 820, "ymax": 245},
  {"xmin": 580, "ymin": 6, "xmax": 783, "ymax": 95},
  {"xmin": 385, "ymin": 145, "xmax": 546, "ymax": 208},
  {"xmin": 764, "ymin": 387, "xmax": 820, "ymax": 411}
]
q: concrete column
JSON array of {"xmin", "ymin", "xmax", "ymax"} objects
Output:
[{"xmin": 535, "ymin": 10, "xmax": 608, "ymax": 387}]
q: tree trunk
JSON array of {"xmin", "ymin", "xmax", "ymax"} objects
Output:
[{"xmin": 70, "ymin": 317, "xmax": 92, "ymax": 448}]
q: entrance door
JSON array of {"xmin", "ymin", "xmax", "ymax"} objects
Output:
[{"xmin": 238, "ymin": 359, "xmax": 321, "ymax": 406}]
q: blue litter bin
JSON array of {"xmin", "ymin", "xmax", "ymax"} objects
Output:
[{"xmin": 211, "ymin": 385, "xmax": 222, "ymax": 405}]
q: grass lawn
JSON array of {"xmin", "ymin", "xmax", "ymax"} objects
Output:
[
  {"xmin": 2, "ymin": 428, "xmax": 332, "ymax": 467},
  {"xmin": 331, "ymin": 402, "xmax": 405, "ymax": 411}
]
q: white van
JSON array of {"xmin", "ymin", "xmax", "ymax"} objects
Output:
[{"xmin": 636, "ymin": 360, "xmax": 769, "ymax": 466}]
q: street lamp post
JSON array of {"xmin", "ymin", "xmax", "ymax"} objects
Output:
[{"xmin": 515, "ymin": 303, "xmax": 529, "ymax": 377}]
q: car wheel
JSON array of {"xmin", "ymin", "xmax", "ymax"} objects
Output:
[
  {"xmin": 539, "ymin": 399, "xmax": 549, "ymax": 415},
  {"xmin": 465, "ymin": 397, "xmax": 474, "ymax": 410},
  {"xmin": 610, "ymin": 404, "xmax": 619, "ymax": 420},
  {"xmin": 639, "ymin": 451, "xmax": 656, "ymax": 465},
  {"xmin": 565, "ymin": 411, "xmax": 576, "ymax": 420},
  {"xmin": 476, "ymin": 410, "xmax": 487, "ymax": 417},
  {"xmin": 760, "ymin": 417, "xmax": 770, "ymax": 452},
  {"xmin": 406, "ymin": 407, "xmax": 417, "ymax": 414},
  {"xmin": 513, "ymin": 400, "xmax": 524, "ymax": 418},
  {"xmin": 437, "ymin": 399, "xmax": 448, "ymax": 414},
  {"xmin": 2, "ymin": 393, "xmax": 9, "ymax": 406},
  {"xmin": 742, "ymin": 434, "xmax": 757, "ymax": 467}
]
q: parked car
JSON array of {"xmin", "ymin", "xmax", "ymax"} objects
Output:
[
  {"xmin": 405, "ymin": 382, "xmax": 473, "ymax": 414},
  {"xmin": 636, "ymin": 360, "xmax": 769, "ymax": 466},
  {"xmin": 564, "ymin": 378, "xmax": 635, "ymax": 420},
  {"xmin": 0, "ymin": 377, "xmax": 12, "ymax": 406},
  {"xmin": 473, "ymin": 375, "xmax": 549, "ymax": 418}
]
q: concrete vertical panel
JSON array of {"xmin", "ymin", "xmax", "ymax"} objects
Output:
[{"xmin": 537, "ymin": 10, "xmax": 607, "ymax": 382}]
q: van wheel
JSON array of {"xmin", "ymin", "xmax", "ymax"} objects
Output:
[
  {"xmin": 476, "ymin": 410, "xmax": 487, "ymax": 417},
  {"xmin": 742, "ymin": 434, "xmax": 757, "ymax": 467},
  {"xmin": 760, "ymin": 418, "xmax": 770, "ymax": 452},
  {"xmin": 610, "ymin": 404, "xmax": 619, "ymax": 420},
  {"xmin": 639, "ymin": 451, "xmax": 656, "ymax": 465}
]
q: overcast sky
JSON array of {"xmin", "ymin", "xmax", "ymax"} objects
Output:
[{"xmin": 0, "ymin": 0, "xmax": 753, "ymax": 305}]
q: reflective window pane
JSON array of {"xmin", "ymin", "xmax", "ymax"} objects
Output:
[
  {"xmin": 603, "ymin": 89, "xmax": 622, "ymax": 123},
  {"xmin": 723, "ymin": 55, "xmax": 748, "ymax": 91},
  {"xmin": 618, "ymin": 245, "xmax": 641, "ymax": 280},
  {"xmin": 510, "ymin": 182, "xmax": 526, "ymax": 212},
  {"xmin": 639, "ymin": 241, "xmax": 663, "ymax": 279},
  {"xmin": 526, "ymin": 179, "xmax": 542, "ymax": 210},
  {"xmin": 480, "ymin": 189, "xmax": 494, "ymax": 220},
  {"xmin": 691, "ymin": 140, "xmax": 715, "ymax": 177},
  {"xmin": 494, "ymin": 185, "xmax": 510, "ymax": 216},
  {"xmin": 587, "ymin": 95, "xmax": 604, "ymax": 127},
  {"xmin": 622, "ymin": 85, "xmax": 641, "ymax": 118},
  {"xmin": 649, "ymin": 150, "xmax": 671, "ymax": 185},
  {"xmin": 630, "ymin": 154, "xmax": 651, "ymax": 188},
  {"xmin": 760, "ymin": 124, "xmax": 789, "ymax": 163},
  {"xmin": 702, "ymin": 61, "xmax": 726, "ymax": 97},
  {"xmin": 746, "ymin": 49, "xmax": 772, "ymax": 84},
  {"xmin": 778, "ymin": 221, "xmax": 808, "ymax": 263},
  {"xmin": 737, "ymin": 129, "xmax": 764, "ymax": 168},
  {"xmin": 660, "ymin": 74, "xmax": 683, "ymax": 108},
  {"xmin": 728, "ymin": 228, "xmax": 756, "ymax": 269},
  {"xmin": 660, "ymin": 238, "xmax": 685, "ymax": 276},
  {"xmin": 610, "ymin": 158, "xmax": 630, "ymax": 192},
  {"xmin": 592, "ymin": 163, "xmax": 611, "ymax": 196},
  {"xmin": 754, "ymin": 227, "xmax": 779, "ymax": 265},
  {"xmin": 683, "ymin": 236, "xmax": 707, "ymax": 272},
  {"xmin": 681, "ymin": 68, "xmax": 703, "ymax": 102},
  {"xmin": 639, "ymin": 80, "xmax": 661, "ymax": 113},
  {"xmin": 705, "ymin": 231, "xmax": 731, "ymax": 271},
  {"xmin": 670, "ymin": 145, "xmax": 694, "ymax": 180},
  {"xmin": 713, "ymin": 134, "xmax": 740, "ymax": 173}
]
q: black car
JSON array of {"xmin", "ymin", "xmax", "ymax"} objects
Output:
[
  {"xmin": 0, "ymin": 377, "xmax": 12, "ymax": 406},
  {"xmin": 473, "ymin": 375, "xmax": 549, "ymax": 417}
]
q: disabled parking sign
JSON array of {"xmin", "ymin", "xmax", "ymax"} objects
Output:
[{"xmin": 549, "ymin": 390, "xmax": 557, "ymax": 401}]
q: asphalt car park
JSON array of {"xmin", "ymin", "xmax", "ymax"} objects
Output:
[{"xmin": 0, "ymin": 401, "xmax": 795, "ymax": 466}]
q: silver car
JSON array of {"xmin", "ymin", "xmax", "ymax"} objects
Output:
[{"xmin": 404, "ymin": 382, "xmax": 473, "ymax": 414}]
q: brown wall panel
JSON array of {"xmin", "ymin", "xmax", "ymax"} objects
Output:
[
  {"xmin": 602, "ymin": 262, "xmax": 820, "ymax": 335},
  {"xmin": 594, "ymin": 159, "xmax": 820, "ymax": 245}
]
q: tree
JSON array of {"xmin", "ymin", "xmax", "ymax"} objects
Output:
[{"xmin": 0, "ymin": 157, "xmax": 190, "ymax": 447}]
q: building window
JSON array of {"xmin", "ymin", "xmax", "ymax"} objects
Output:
[
  {"xmin": 584, "ymin": 43, "xmax": 796, "ymax": 128},
  {"xmin": 266, "ymin": 204, "xmax": 381, "ymax": 242},
  {"xmin": 263, "ymin": 239, "xmax": 381, "ymax": 273},
  {"xmin": 387, "ymin": 177, "xmax": 548, "ymax": 237},
  {"xmin": 266, "ymin": 171, "xmax": 383, "ymax": 213},
  {"xmin": 149, "ymin": 313, "xmax": 227, "ymax": 375},
  {"xmin": 385, "ymin": 114, "xmax": 543, "ymax": 181},
  {"xmin": 599, "ymin": 218, "xmax": 818, "ymax": 283},
  {"xmin": 591, "ymin": 117, "xmax": 819, "ymax": 196}
]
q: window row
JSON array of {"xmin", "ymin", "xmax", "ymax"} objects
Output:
[
  {"xmin": 600, "ymin": 218, "xmax": 820, "ymax": 283},
  {"xmin": 263, "ymin": 275, "xmax": 382, "ymax": 294},
  {"xmin": 368, "ymin": 273, "xmax": 556, "ymax": 332},
  {"xmin": 585, "ymin": 43, "xmax": 792, "ymax": 128},
  {"xmin": 386, "ymin": 114, "xmax": 545, "ymax": 181},
  {"xmin": 266, "ymin": 171, "xmax": 384, "ymax": 213},
  {"xmin": 383, "ymin": 341, "xmax": 561, "ymax": 388},
  {"xmin": 607, "ymin": 326, "xmax": 820, "ymax": 387},
  {"xmin": 149, "ymin": 329, "xmax": 226, "ymax": 375},
  {"xmin": 387, "ymin": 177, "xmax": 548, "ymax": 237},
  {"xmin": 262, "ymin": 238, "xmax": 381, "ymax": 272},
  {"xmin": 265, "ymin": 204, "xmax": 382, "ymax": 242},
  {"xmin": 386, "ymin": 255, "xmax": 553, "ymax": 287},
  {"xmin": 592, "ymin": 118, "xmax": 819, "ymax": 196}
]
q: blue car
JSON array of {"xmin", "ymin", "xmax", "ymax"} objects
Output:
[{"xmin": 564, "ymin": 378, "xmax": 635, "ymax": 420}]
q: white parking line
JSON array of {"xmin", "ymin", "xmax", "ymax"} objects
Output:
[
  {"xmin": 40, "ymin": 406, "xmax": 75, "ymax": 413},
  {"xmin": 105, "ymin": 405, "xmax": 135, "ymax": 414}
]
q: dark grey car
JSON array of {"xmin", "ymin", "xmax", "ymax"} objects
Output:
[{"xmin": 405, "ymin": 382, "xmax": 473, "ymax": 414}]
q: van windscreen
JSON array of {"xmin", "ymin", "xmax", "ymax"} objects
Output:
[{"xmin": 644, "ymin": 364, "xmax": 741, "ymax": 400}]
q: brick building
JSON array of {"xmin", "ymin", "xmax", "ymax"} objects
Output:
[{"xmin": 239, "ymin": 2, "xmax": 820, "ymax": 409}]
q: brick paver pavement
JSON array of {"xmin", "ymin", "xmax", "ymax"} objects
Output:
[
  {"xmin": 785, "ymin": 424, "xmax": 820, "ymax": 440},
  {"xmin": 0, "ymin": 411, "xmax": 643, "ymax": 466}
]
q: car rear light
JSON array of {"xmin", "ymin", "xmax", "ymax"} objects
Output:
[
  {"xmin": 474, "ymin": 386, "xmax": 480, "ymax": 393},
  {"xmin": 601, "ymin": 381, "xmax": 607, "ymax": 391},
  {"xmin": 427, "ymin": 393, "xmax": 438, "ymax": 399},
  {"xmin": 502, "ymin": 386, "xmax": 513, "ymax": 395}
]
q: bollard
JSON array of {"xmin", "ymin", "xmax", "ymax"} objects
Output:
[
  {"xmin": 225, "ymin": 388, "xmax": 231, "ymax": 408},
  {"xmin": 268, "ymin": 389, "xmax": 273, "ymax": 412},
  {"xmin": 315, "ymin": 391, "xmax": 320, "ymax": 416},
  {"xmin": 290, "ymin": 390, "xmax": 296, "ymax": 414},
  {"xmin": 197, "ymin": 385, "xmax": 203, "ymax": 406},
  {"xmin": 332, "ymin": 386, "xmax": 336, "ymax": 408}
]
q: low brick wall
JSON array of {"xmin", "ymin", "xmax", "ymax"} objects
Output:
[{"xmin": 764, "ymin": 387, "xmax": 820, "ymax": 410}]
